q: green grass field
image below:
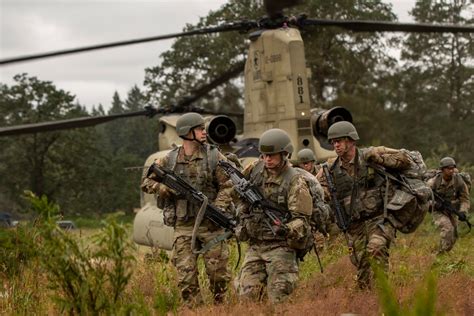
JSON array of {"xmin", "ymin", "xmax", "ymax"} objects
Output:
[{"xmin": 1, "ymin": 197, "xmax": 473, "ymax": 315}]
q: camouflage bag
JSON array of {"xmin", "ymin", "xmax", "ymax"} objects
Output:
[{"xmin": 373, "ymin": 150, "xmax": 432, "ymax": 234}]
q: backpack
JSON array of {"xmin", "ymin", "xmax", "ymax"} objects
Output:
[
  {"xmin": 458, "ymin": 172, "xmax": 472, "ymax": 192},
  {"xmin": 373, "ymin": 149, "xmax": 432, "ymax": 234}
]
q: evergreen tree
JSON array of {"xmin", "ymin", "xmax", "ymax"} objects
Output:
[
  {"xmin": 393, "ymin": 0, "xmax": 473, "ymax": 161},
  {"xmin": 0, "ymin": 74, "xmax": 100, "ymax": 214},
  {"xmin": 143, "ymin": 0, "xmax": 398, "ymax": 145}
]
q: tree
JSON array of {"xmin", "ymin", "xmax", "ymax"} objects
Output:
[
  {"xmin": 0, "ymin": 74, "xmax": 100, "ymax": 214},
  {"xmin": 143, "ymin": 0, "xmax": 398, "ymax": 144},
  {"xmin": 144, "ymin": 0, "xmax": 264, "ymax": 113},
  {"xmin": 391, "ymin": 0, "xmax": 473, "ymax": 161}
]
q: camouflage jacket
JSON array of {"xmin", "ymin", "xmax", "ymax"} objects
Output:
[
  {"xmin": 140, "ymin": 144, "xmax": 233, "ymax": 226},
  {"xmin": 319, "ymin": 146, "xmax": 411, "ymax": 223},
  {"xmin": 236, "ymin": 159, "xmax": 312, "ymax": 242},
  {"xmin": 427, "ymin": 174, "xmax": 470, "ymax": 214},
  {"xmin": 294, "ymin": 167, "xmax": 331, "ymax": 234},
  {"xmin": 309, "ymin": 164, "xmax": 322, "ymax": 177}
]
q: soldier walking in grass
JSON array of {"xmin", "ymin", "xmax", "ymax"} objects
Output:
[
  {"xmin": 427, "ymin": 157, "xmax": 471, "ymax": 254},
  {"xmin": 318, "ymin": 121, "xmax": 412, "ymax": 289},
  {"xmin": 141, "ymin": 112, "xmax": 233, "ymax": 306},
  {"xmin": 293, "ymin": 148, "xmax": 330, "ymax": 253},
  {"xmin": 234, "ymin": 129, "xmax": 313, "ymax": 303}
]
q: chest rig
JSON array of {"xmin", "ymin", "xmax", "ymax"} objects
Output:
[
  {"xmin": 433, "ymin": 174, "xmax": 462, "ymax": 209},
  {"xmin": 167, "ymin": 145, "xmax": 219, "ymax": 222},
  {"xmin": 243, "ymin": 161, "xmax": 297, "ymax": 241},
  {"xmin": 330, "ymin": 149, "xmax": 387, "ymax": 222}
]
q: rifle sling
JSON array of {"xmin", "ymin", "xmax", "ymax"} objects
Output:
[
  {"xmin": 195, "ymin": 230, "xmax": 233, "ymax": 254},
  {"xmin": 191, "ymin": 194, "xmax": 208, "ymax": 254}
]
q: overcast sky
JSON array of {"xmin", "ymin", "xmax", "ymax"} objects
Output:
[{"xmin": 0, "ymin": 0, "xmax": 416, "ymax": 111}]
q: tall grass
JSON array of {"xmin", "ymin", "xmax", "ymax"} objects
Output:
[
  {"xmin": 1, "ymin": 197, "xmax": 472, "ymax": 314},
  {"xmin": 1, "ymin": 192, "xmax": 138, "ymax": 314}
]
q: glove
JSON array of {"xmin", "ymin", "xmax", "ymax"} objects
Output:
[{"xmin": 365, "ymin": 147, "xmax": 384, "ymax": 165}]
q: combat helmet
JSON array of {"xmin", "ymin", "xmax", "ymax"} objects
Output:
[
  {"xmin": 297, "ymin": 148, "xmax": 316, "ymax": 163},
  {"xmin": 327, "ymin": 121, "xmax": 359, "ymax": 141},
  {"xmin": 176, "ymin": 112, "xmax": 205, "ymax": 137},
  {"xmin": 439, "ymin": 157, "xmax": 456, "ymax": 169},
  {"xmin": 258, "ymin": 129, "xmax": 294, "ymax": 154}
]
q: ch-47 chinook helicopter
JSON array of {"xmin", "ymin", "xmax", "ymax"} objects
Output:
[{"xmin": 1, "ymin": 0, "xmax": 473, "ymax": 250}]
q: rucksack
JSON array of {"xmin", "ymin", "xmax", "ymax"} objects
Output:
[
  {"xmin": 458, "ymin": 172, "xmax": 472, "ymax": 192},
  {"xmin": 372, "ymin": 149, "xmax": 432, "ymax": 234}
]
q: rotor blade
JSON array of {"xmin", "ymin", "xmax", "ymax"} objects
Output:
[
  {"xmin": 0, "ymin": 108, "xmax": 158, "ymax": 137},
  {"xmin": 299, "ymin": 18, "xmax": 474, "ymax": 33},
  {"xmin": 176, "ymin": 60, "xmax": 246, "ymax": 109},
  {"xmin": 0, "ymin": 22, "xmax": 257, "ymax": 65},
  {"xmin": 0, "ymin": 62, "xmax": 245, "ymax": 136}
]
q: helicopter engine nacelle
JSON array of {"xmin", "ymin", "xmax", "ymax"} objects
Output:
[
  {"xmin": 206, "ymin": 115, "xmax": 237, "ymax": 144},
  {"xmin": 311, "ymin": 106, "xmax": 353, "ymax": 151}
]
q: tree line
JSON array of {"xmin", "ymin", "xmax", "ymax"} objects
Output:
[
  {"xmin": 0, "ymin": 78, "xmax": 158, "ymax": 216},
  {"xmin": 0, "ymin": 0, "xmax": 472, "ymax": 216}
]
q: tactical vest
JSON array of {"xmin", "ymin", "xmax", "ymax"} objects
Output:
[
  {"xmin": 167, "ymin": 144, "xmax": 219, "ymax": 223},
  {"xmin": 330, "ymin": 149, "xmax": 387, "ymax": 222},
  {"xmin": 432, "ymin": 174, "xmax": 464, "ymax": 210},
  {"xmin": 243, "ymin": 161, "xmax": 298, "ymax": 241}
]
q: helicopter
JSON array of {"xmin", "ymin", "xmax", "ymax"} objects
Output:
[{"xmin": 1, "ymin": 0, "xmax": 472, "ymax": 250}]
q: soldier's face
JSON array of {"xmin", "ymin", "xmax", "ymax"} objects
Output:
[
  {"xmin": 262, "ymin": 152, "xmax": 283, "ymax": 169},
  {"xmin": 442, "ymin": 166, "xmax": 455, "ymax": 178},
  {"xmin": 331, "ymin": 137, "xmax": 354, "ymax": 157},
  {"xmin": 299, "ymin": 161, "xmax": 314, "ymax": 172},
  {"xmin": 191, "ymin": 125, "xmax": 207, "ymax": 142}
]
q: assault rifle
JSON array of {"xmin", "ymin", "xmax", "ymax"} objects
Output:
[
  {"xmin": 433, "ymin": 191, "xmax": 471, "ymax": 232},
  {"xmin": 321, "ymin": 163, "xmax": 357, "ymax": 261},
  {"xmin": 217, "ymin": 160, "xmax": 291, "ymax": 236},
  {"xmin": 146, "ymin": 164, "xmax": 237, "ymax": 233}
]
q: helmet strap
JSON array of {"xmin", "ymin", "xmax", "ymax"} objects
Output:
[{"xmin": 181, "ymin": 129, "xmax": 205, "ymax": 144}]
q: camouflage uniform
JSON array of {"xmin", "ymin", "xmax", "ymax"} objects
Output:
[
  {"xmin": 308, "ymin": 164, "xmax": 322, "ymax": 177},
  {"xmin": 320, "ymin": 146, "xmax": 410, "ymax": 288},
  {"xmin": 236, "ymin": 160, "xmax": 313, "ymax": 303},
  {"xmin": 427, "ymin": 174, "xmax": 470, "ymax": 253},
  {"xmin": 295, "ymin": 168, "xmax": 330, "ymax": 252},
  {"xmin": 141, "ymin": 144, "xmax": 233, "ymax": 305}
]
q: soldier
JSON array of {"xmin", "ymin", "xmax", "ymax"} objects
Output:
[
  {"xmin": 427, "ymin": 157, "xmax": 470, "ymax": 253},
  {"xmin": 294, "ymin": 148, "xmax": 330, "ymax": 252},
  {"xmin": 235, "ymin": 129, "xmax": 313, "ymax": 303},
  {"xmin": 141, "ymin": 112, "xmax": 233, "ymax": 306},
  {"xmin": 318, "ymin": 121, "xmax": 411, "ymax": 289},
  {"xmin": 296, "ymin": 148, "xmax": 321, "ymax": 176}
]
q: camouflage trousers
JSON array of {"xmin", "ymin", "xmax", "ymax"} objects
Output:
[
  {"xmin": 171, "ymin": 225, "xmax": 231, "ymax": 305},
  {"xmin": 347, "ymin": 216, "xmax": 396, "ymax": 289},
  {"xmin": 237, "ymin": 242, "xmax": 298, "ymax": 303},
  {"xmin": 432, "ymin": 211, "xmax": 457, "ymax": 253}
]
